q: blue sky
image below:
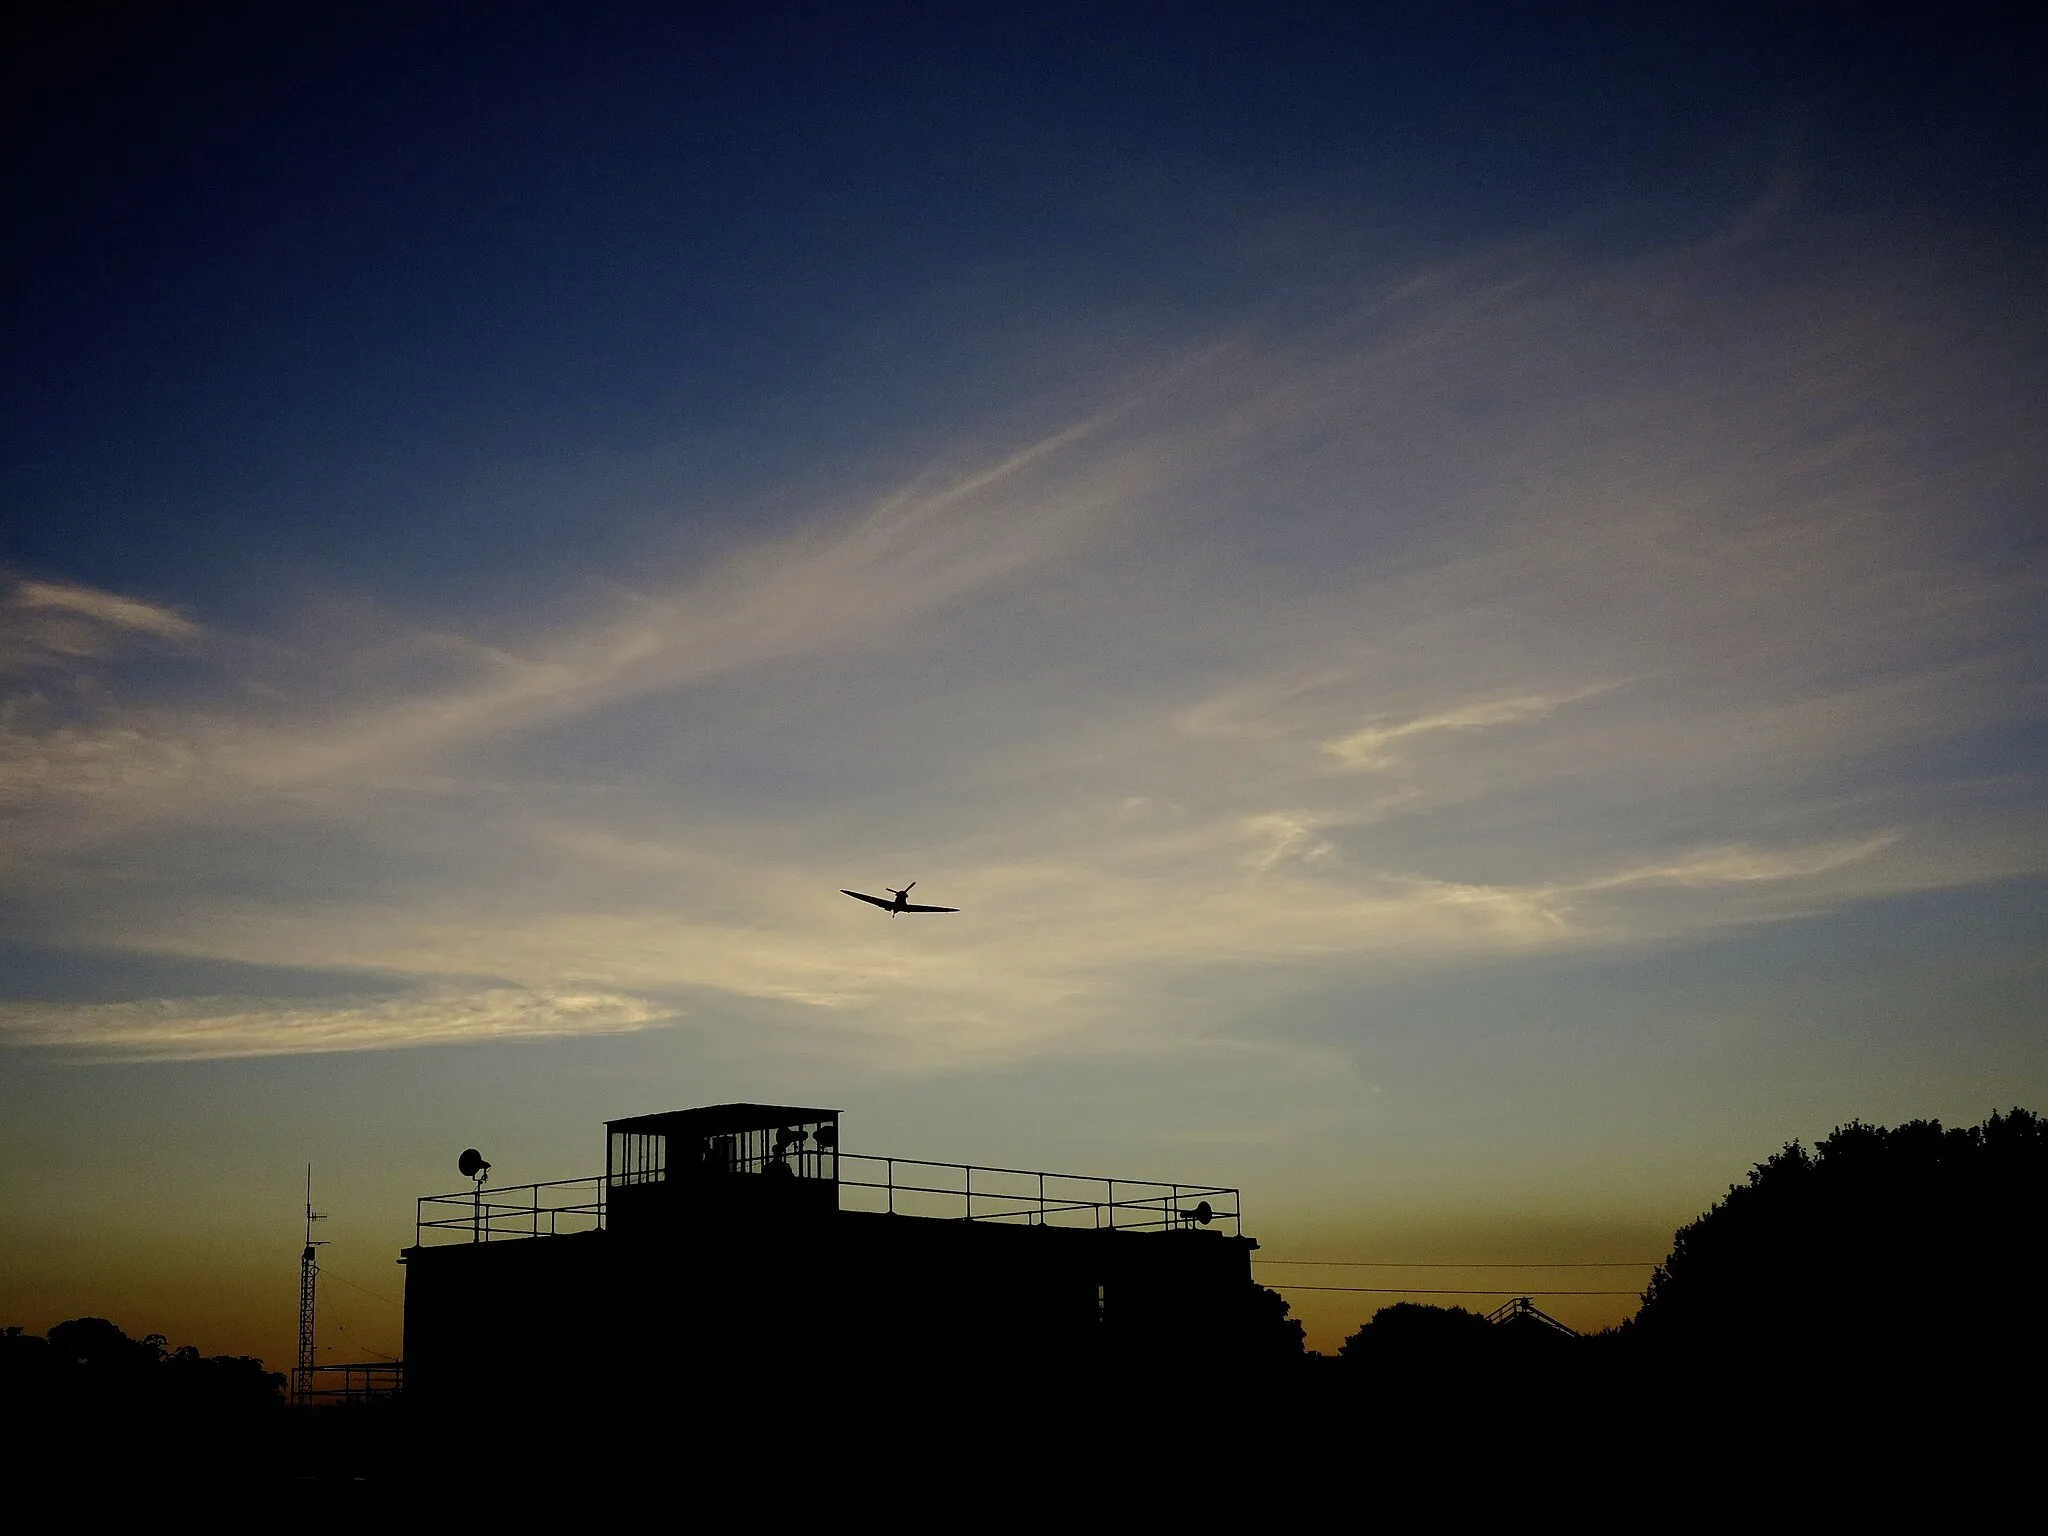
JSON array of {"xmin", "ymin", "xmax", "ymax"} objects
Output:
[{"xmin": 3, "ymin": 5, "xmax": 2044, "ymax": 1359}]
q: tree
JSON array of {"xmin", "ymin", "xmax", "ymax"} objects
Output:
[
  {"xmin": 1245, "ymin": 1283, "xmax": 1307, "ymax": 1359},
  {"xmin": 47, "ymin": 1316, "xmax": 162, "ymax": 1375},
  {"xmin": 1339, "ymin": 1302, "xmax": 1494, "ymax": 1367},
  {"xmin": 1632, "ymin": 1107, "xmax": 2048, "ymax": 1378},
  {"xmin": 3, "ymin": 1317, "xmax": 284, "ymax": 1418}
]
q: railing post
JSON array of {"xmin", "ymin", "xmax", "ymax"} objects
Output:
[
  {"xmin": 887, "ymin": 1157, "xmax": 894, "ymax": 1215},
  {"xmin": 965, "ymin": 1164, "xmax": 972, "ymax": 1222}
]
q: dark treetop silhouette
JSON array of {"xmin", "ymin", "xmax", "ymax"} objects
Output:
[
  {"xmin": 1, "ymin": 1317, "xmax": 284, "ymax": 1419},
  {"xmin": 1313, "ymin": 1111, "xmax": 2048, "ymax": 1404},
  {"xmin": 1629, "ymin": 1106, "xmax": 2047, "ymax": 1375}
]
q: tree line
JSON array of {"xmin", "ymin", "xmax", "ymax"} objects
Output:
[
  {"xmin": 6, "ymin": 1107, "xmax": 2039, "ymax": 1478},
  {"xmin": 0, "ymin": 1316, "xmax": 285, "ymax": 1417},
  {"xmin": 1316, "ymin": 1107, "xmax": 2047, "ymax": 1393}
]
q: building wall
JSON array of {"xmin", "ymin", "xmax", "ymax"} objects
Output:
[{"xmin": 401, "ymin": 1205, "xmax": 1262, "ymax": 1424}]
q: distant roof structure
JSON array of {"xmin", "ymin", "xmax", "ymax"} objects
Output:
[{"xmin": 1486, "ymin": 1295, "xmax": 1579, "ymax": 1338}]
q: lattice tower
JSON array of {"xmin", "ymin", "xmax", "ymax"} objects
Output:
[{"xmin": 294, "ymin": 1166, "xmax": 325, "ymax": 1406}]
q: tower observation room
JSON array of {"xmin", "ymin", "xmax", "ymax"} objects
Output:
[{"xmin": 605, "ymin": 1103, "xmax": 842, "ymax": 1227}]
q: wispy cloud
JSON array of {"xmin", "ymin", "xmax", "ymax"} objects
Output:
[
  {"xmin": 4, "ymin": 224, "xmax": 2043, "ymax": 1063},
  {"xmin": 1574, "ymin": 834, "xmax": 1904, "ymax": 892},
  {"xmin": 0, "ymin": 576, "xmax": 200, "ymax": 672},
  {"xmin": 55, "ymin": 817, "xmax": 1985, "ymax": 1069},
  {"xmin": 1323, "ymin": 686, "xmax": 1617, "ymax": 770},
  {"xmin": 0, "ymin": 986, "xmax": 673, "ymax": 1062},
  {"xmin": 0, "ymin": 412, "xmax": 1152, "ymax": 849}
]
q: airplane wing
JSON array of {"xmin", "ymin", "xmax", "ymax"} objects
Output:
[
  {"xmin": 841, "ymin": 890, "xmax": 896, "ymax": 909},
  {"xmin": 899, "ymin": 903, "xmax": 959, "ymax": 913}
]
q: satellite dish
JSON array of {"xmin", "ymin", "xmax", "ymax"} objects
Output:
[{"xmin": 458, "ymin": 1148, "xmax": 491, "ymax": 1181}]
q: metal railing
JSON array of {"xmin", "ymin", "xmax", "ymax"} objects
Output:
[
  {"xmin": 415, "ymin": 1175, "xmax": 605, "ymax": 1245},
  {"xmin": 414, "ymin": 1158, "xmax": 1238, "ymax": 1244},
  {"xmin": 837, "ymin": 1152, "xmax": 1239, "ymax": 1235},
  {"xmin": 294, "ymin": 1360, "xmax": 404, "ymax": 1405}
]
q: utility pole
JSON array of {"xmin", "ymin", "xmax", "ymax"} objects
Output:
[{"xmin": 294, "ymin": 1165, "xmax": 326, "ymax": 1407}]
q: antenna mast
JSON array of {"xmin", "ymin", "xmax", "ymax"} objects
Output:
[{"xmin": 294, "ymin": 1164, "xmax": 327, "ymax": 1407}]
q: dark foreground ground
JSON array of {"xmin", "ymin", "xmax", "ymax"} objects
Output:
[{"xmin": 10, "ymin": 1346, "xmax": 2034, "ymax": 1518}]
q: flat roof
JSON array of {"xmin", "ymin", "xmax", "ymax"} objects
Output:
[{"xmin": 607, "ymin": 1103, "xmax": 841, "ymax": 1138}]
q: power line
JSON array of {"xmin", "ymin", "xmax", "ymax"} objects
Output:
[
  {"xmin": 1255, "ymin": 1258, "xmax": 1658, "ymax": 1269},
  {"xmin": 323, "ymin": 1271, "xmax": 403, "ymax": 1309},
  {"xmin": 320, "ymin": 1290, "xmax": 402, "ymax": 1362},
  {"xmin": 327, "ymin": 1312, "xmax": 401, "ymax": 1363},
  {"xmin": 1268, "ymin": 1283, "xmax": 1643, "ymax": 1296}
]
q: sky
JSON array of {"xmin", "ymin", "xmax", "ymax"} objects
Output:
[{"xmin": 3, "ymin": 4, "xmax": 2044, "ymax": 1363}]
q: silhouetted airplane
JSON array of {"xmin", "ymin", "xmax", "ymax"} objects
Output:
[{"xmin": 841, "ymin": 882, "xmax": 958, "ymax": 915}]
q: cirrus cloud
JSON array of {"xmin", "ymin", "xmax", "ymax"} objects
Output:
[
  {"xmin": 2, "ymin": 223, "xmax": 2043, "ymax": 1068},
  {"xmin": 0, "ymin": 986, "xmax": 674, "ymax": 1062}
]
